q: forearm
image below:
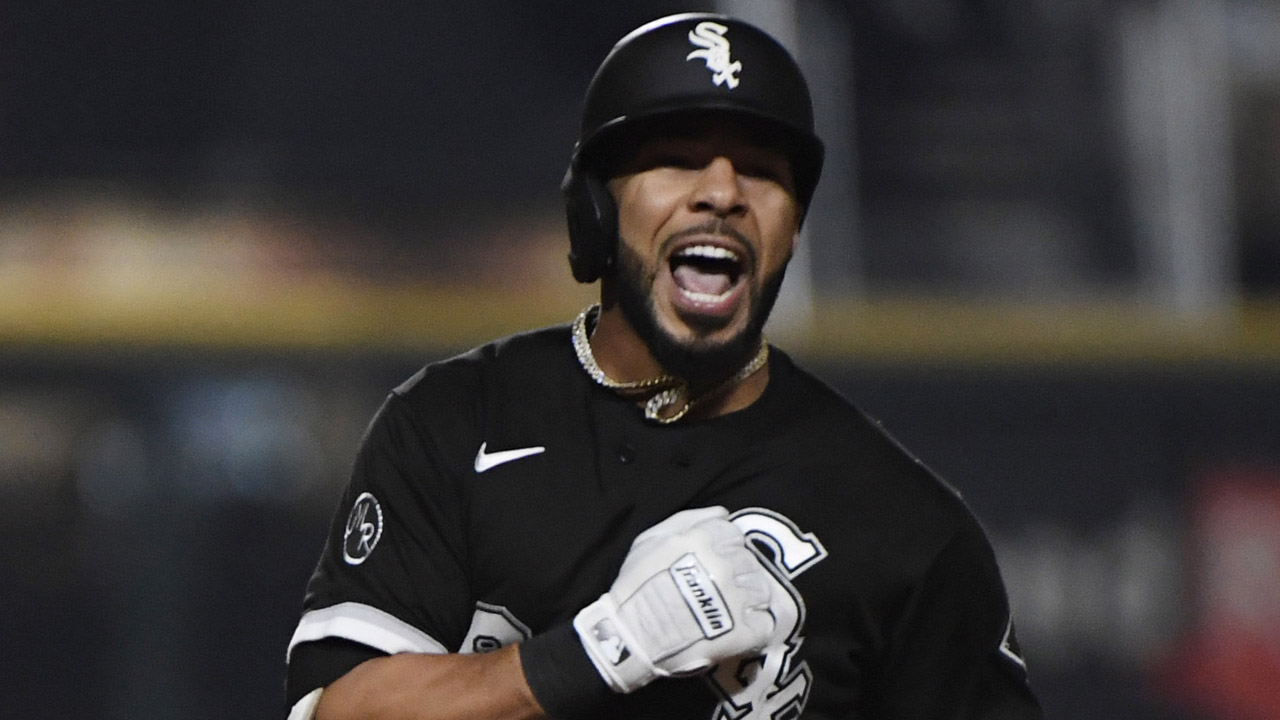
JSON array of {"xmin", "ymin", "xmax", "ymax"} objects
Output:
[
  {"xmin": 315, "ymin": 645, "xmax": 546, "ymax": 720},
  {"xmin": 304, "ymin": 507, "xmax": 771, "ymax": 720}
]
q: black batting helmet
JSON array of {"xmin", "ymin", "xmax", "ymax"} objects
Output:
[{"xmin": 563, "ymin": 12, "xmax": 825, "ymax": 283}]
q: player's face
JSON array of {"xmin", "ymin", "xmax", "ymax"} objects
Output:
[{"xmin": 606, "ymin": 123, "xmax": 801, "ymax": 383}]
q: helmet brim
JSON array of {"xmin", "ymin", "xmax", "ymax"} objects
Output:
[{"xmin": 577, "ymin": 105, "xmax": 824, "ymax": 209}]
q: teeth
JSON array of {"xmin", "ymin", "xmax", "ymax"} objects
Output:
[
  {"xmin": 681, "ymin": 288, "xmax": 733, "ymax": 302},
  {"xmin": 675, "ymin": 245, "xmax": 739, "ymax": 262}
]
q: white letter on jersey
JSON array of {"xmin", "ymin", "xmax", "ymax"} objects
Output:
[
  {"xmin": 459, "ymin": 602, "xmax": 531, "ymax": 654},
  {"xmin": 707, "ymin": 508, "xmax": 828, "ymax": 720}
]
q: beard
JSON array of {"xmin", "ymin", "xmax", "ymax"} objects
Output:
[{"xmin": 610, "ymin": 239, "xmax": 789, "ymax": 389}]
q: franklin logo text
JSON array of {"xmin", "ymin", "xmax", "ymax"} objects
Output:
[{"xmin": 670, "ymin": 553, "xmax": 733, "ymax": 639}]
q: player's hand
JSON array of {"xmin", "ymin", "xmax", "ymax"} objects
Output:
[{"xmin": 573, "ymin": 506, "xmax": 776, "ymax": 694}]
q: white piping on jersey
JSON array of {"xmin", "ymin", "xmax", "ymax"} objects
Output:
[
  {"xmin": 473, "ymin": 442, "xmax": 546, "ymax": 473},
  {"xmin": 999, "ymin": 615, "xmax": 1028, "ymax": 671},
  {"xmin": 286, "ymin": 601, "xmax": 448, "ymax": 661},
  {"xmin": 286, "ymin": 688, "xmax": 323, "ymax": 720}
]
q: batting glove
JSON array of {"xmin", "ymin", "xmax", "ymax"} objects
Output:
[{"xmin": 573, "ymin": 506, "xmax": 776, "ymax": 694}]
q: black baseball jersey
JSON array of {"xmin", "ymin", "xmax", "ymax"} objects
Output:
[{"xmin": 286, "ymin": 323, "xmax": 1043, "ymax": 719}]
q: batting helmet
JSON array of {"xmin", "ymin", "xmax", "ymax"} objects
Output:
[{"xmin": 563, "ymin": 13, "xmax": 825, "ymax": 283}]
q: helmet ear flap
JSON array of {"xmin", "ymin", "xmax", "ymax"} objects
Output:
[{"xmin": 562, "ymin": 159, "xmax": 617, "ymax": 284}]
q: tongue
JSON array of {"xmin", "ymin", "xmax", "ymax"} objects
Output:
[{"xmin": 674, "ymin": 265, "xmax": 732, "ymax": 296}]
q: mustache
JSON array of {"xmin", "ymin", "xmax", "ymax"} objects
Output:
[{"xmin": 661, "ymin": 220, "xmax": 757, "ymax": 267}]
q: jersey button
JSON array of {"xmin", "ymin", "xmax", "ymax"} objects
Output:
[{"xmin": 617, "ymin": 444, "xmax": 636, "ymax": 464}]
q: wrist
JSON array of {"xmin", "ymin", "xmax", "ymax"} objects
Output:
[{"xmin": 518, "ymin": 623, "xmax": 613, "ymax": 720}]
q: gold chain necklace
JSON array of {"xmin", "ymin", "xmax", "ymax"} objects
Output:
[{"xmin": 571, "ymin": 304, "xmax": 769, "ymax": 424}]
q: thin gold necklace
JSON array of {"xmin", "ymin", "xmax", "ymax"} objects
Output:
[{"xmin": 571, "ymin": 305, "xmax": 769, "ymax": 424}]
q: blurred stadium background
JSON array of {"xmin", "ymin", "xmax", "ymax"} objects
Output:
[{"xmin": 2, "ymin": 1, "xmax": 1279, "ymax": 718}]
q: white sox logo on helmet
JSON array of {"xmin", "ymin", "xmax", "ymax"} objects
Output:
[{"xmin": 686, "ymin": 21, "xmax": 741, "ymax": 88}]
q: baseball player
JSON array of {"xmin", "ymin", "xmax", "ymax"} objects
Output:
[{"xmin": 285, "ymin": 13, "xmax": 1043, "ymax": 720}]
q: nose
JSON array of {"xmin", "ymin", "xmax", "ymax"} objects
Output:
[{"xmin": 689, "ymin": 156, "xmax": 746, "ymax": 217}]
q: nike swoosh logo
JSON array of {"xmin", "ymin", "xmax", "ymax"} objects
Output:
[{"xmin": 474, "ymin": 442, "xmax": 546, "ymax": 473}]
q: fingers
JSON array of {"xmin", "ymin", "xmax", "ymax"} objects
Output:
[
  {"xmin": 734, "ymin": 561, "xmax": 772, "ymax": 607},
  {"xmin": 576, "ymin": 506, "xmax": 780, "ymax": 694},
  {"xmin": 670, "ymin": 510, "xmax": 777, "ymax": 654},
  {"xmin": 632, "ymin": 506, "xmax": 729, "ymax": 546},
  {"xmin": 634, "ymin": 507, "xmax": 764, "ymax": 599},
  {"xmin": 695, "ymin": 510, "xmax": 747, "ymax": 550},
  {"xmin": 738, "ymin": 574, "xmax": 778, "ymax": 641}
]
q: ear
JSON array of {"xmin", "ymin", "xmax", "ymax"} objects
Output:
[{"xmin": 563, "ymin": 162, "xmax": 618, "ymax": 283}]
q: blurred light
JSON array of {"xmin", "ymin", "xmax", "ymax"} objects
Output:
[
  {"xmin": 993, "ymin": 503, "xmax": 1182, "ymax": 671},
  {"xmin": 74, "ymin": 418, "xmax": 151, "ymax": 517},
  {"xmin": 168, "ymin": 371, "xmax": 326, "ymax": 504},
  {"xmin": 0, "ymin": 390, "xmax": 82, "ymax": 494}
]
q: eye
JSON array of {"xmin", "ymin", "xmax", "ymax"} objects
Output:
[
  {"xmin": 726, "ymin": 145, "xmax": 793, "ymax": 187},
  {"xmin": 624, "ymin": 137, "xmax": 711, "ymax": 173},
  {"xmin": 649, "ymin": 142, "xmax": 712, "ymax": 171},
  {"xmin": 738, "ymin": 162, "xmax": 779, "ymax": 181},
  {"xmin": 738, "ymin": 159, "xmax": 794, "ymax": 190},
  {"xmin": 651, "ymin": 152, "xmax": 703, "ymax": 170}
]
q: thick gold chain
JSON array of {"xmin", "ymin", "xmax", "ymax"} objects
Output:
[{"xmin": 570, "ymin": 305, "xmax": 768, "ymax": 424}]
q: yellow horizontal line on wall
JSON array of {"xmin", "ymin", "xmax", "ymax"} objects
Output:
[
  {"xmin": 796, "ymin": 297, "xmax": 1280, "ymax": 367},
  {"xmin": 0, "ymin": 270, "xmax": 597, "ymax": 355},
  {"xmin": 2, "ymin": 269, "xmax": 1278, "ymax": 367}
]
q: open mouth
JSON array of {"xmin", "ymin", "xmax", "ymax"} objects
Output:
[{"xmin": 669, "ymin": 244, "xmax": 746, "ymax": 303}]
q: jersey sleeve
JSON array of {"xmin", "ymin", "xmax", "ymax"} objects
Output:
[
  {"xmin": 878, "ymin": 518, "xmax": 1044, "ymax": 719},
  {"xmin": 285, "ymin": 388, "xmax": 475, "ymax": 704}
]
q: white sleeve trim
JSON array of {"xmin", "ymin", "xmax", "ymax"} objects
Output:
[
  {"xmin": 285, "ymin": 688, "xmax": 323, "ymax": 720},
  {"xmin": 287, "ymin": 601, "xmax": 449, "ymax": 661}
]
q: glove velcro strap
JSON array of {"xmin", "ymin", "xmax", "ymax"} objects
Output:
[{"xmin": 573, "ymin": 595, "xmax": 658, "ymax": 693}]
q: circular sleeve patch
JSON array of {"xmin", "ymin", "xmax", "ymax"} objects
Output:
[{"xmin": 343, "ymin": 492, "xmax": 383, "ymax": 565}]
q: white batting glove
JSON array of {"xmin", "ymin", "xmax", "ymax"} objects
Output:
[{"xmin": 573, "ymin": 506, "xmax": 776, "ymax": 694}]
